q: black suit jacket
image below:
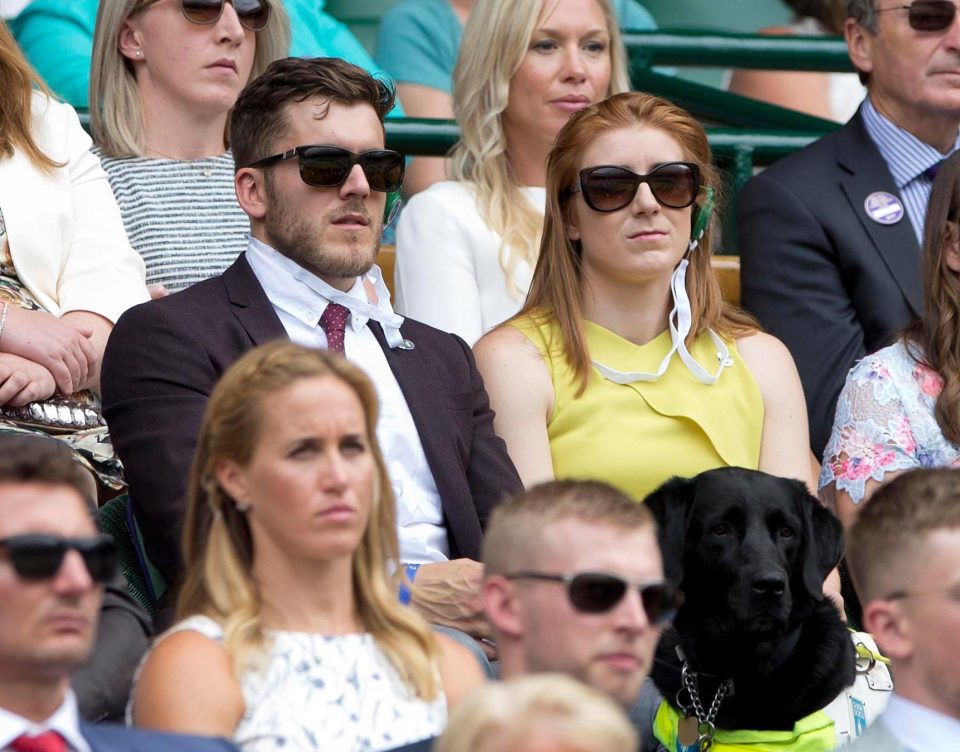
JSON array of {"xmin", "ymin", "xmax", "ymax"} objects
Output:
[
  {"xmin": 737, "ymin": 109, "xmax": 921, "ymax": 458},
  {"xmin": 101, "ymin": 254, "xmax": 522, "ymax": 584}
]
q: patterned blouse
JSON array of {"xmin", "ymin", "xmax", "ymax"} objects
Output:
[
  {"xmin": 136, "ymin": 615, "xmax": 446, "ymax": 752},
  {"xmin": 819, "ymin": 340, "xmax": 960, "ymax": 504}
]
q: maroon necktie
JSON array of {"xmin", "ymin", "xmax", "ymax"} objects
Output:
[
  {"xmin": 319, "ymin": 302, "xmax": 350, "ymax": 355},
  {"xmin": 10, "ymin": 731, "xmax": 67, "ymax": 752}
]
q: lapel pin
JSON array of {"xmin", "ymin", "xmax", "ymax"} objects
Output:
[
  {"xmin": 398, "ymin": 339, "xmax": 415, "ymax": 351},
  {"xmin": 864, "ymin": 192, "xmax": 904, "ymax": 226}
]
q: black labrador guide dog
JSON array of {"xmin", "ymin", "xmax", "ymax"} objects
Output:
[{"xmin": 645, "ymin": 467, "xmax": 855, "ymax": 732}]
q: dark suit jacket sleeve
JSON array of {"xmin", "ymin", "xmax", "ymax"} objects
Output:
[
  {"xmin": 101, "ymin": 300, "xmax": 221, "ymax": 584},
  {"xmin": 458, "ymin": 335, "xmax": 523, "ymax": 532},
  {"xmin": 738, "ymin": 171, "xmax": 868, "ymax": 459},
  {"xmin": 82, "ymin": 723, "xmax": 240, "ymax": 752}
]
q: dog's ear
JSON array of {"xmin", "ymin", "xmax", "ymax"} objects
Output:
[
  {"xmin": 644, "ymin": 475, "xmax": 696, "ymax": 585},
  {"xmin": 797, "ymin": 484, "xmax": 844, "ymax": 601}
]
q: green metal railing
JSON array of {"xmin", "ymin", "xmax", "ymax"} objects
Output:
[{"xmin": 624, "ymin": 30, "xmax": 853, "ymax": 72}]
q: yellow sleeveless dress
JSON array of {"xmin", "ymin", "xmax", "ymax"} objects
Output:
[{"xmin": 511, "ymin": 314, "xmax": 764, "ymax": 500}]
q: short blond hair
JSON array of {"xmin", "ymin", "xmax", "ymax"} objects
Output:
[
  {"xmin": 436, "ymin": 674, "xmax": 637, "ymax": 752},
  {"xmin": 847, "ymin": 469, "xmax": 960, "ymax": 602},
  {"xmin": 483, "ymin": 479, "xmax": 653, "ymax": 576}
]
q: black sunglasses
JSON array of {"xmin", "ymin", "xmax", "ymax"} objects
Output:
[
  {"xmin": 876, "ymin": 0, "xmax": 960, "ymax": 31},
  {"xmin": 572, "ymin": 162, "xmax": 701, "ymax": 213},
  {"xmin": 175, "ymin": 0, "xmax": 271, "ymax": 31},
  {"xmin": 505, "ymin": 571, "xmax": 683, "ymax": 625},
  {"xmin": 248, "ymin": 145, "xmax": 405, "ymax": 193},
  {"xmin": 0, "ymin": 534, "xmax": 116, "ymax": 583}
]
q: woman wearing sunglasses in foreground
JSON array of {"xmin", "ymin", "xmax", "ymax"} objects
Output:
[
  {"xmin": 475, "ymin": 92, "xmax": 817, "ymax": 498},
  {"xmin": 89, "ymin": 0, "xmax": 289, "ymax": 295},
  {"xmin": 393, "ymin": 0, "xmax": 630, "ymax": 346},
  {"xmin": 129, "ymin": 342, "xmax": 482, "ymax": 751}
]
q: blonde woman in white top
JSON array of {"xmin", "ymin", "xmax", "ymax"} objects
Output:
[{"xmin": 394, "ymin": 0, "xmax": 629, "ymax": 345}]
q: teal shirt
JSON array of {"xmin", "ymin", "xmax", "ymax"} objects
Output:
[
  {"xmin": 11, "ymin": 0, "xmax": 402, "ymax": 113},
  {"xmin": 374, "ymin": 0, "xmax": 658, "ymax": 94}
]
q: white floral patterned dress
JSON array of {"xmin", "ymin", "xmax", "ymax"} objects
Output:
[
  {"xmin": 134, "ymin": 615, "xmax": 446, "ymax": 752},
  {"xmin": 819, "ymin": 340, "xmax": 960, "ymax": 504}
]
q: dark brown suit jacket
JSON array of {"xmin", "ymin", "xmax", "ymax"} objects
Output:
[{"xmin": 101, "ymin": 254, "xmax": 522, "ymax": 585}]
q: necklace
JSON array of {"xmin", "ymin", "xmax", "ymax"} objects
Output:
[
  {"xmin": 676, "ymin": 661, "xmax": 733, "ymax": 751},
  {"xmin": 144, "ymin": 146, "xmax": 219, "ymax": 177}
]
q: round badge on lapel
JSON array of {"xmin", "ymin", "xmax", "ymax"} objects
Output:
[{"xmin": 864, "ymin": 192, "xmax": 904, "ymax": 225}]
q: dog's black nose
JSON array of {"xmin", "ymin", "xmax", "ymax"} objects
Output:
[{"xmin": 752, "ymin": 572, "xmax": 786, "ymax": 597}]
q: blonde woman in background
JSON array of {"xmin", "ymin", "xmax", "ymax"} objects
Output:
[
  {"xmin": 393, "ymin": 0, "xmax": 629, "ymax": 345},
  {"xmin": 436, "ymin": 674, "xmax": 638, "ymax": 752},
  {"xmin": 129, "ymin": 342, "xmax": 482, "ymax": 751},
  {"xmin": 90, "ymin": 0, "xmax": 289, "ymax": 295}
]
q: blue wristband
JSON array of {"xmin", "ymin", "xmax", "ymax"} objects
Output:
[{"xmin": 398, "ymin": 563, "xmax": 421, "ymax": 606}]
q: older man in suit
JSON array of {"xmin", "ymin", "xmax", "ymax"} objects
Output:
[
  {"xmin": 101, "ymin": 57, "xmax": 521, "ymax": 655},
  {"xmin": 843, "ymin": 468, "xmax": 960, "ymax": 751},
  {"xmin": 737, "ymin": 0, "xmax": 960, "ymax": 458},
  {"xmin": 0, "ymin": 433, "xmax": 235, "ymax": 752}
]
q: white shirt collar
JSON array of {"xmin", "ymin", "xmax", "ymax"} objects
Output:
[
  {"xmin": 881, "ymin": 693, "xmax": 960, "ymax": 751},
  {"xmin": 0, "ymin": 690, "xmax": 91, "ymax": 752},
  {"xmin": 245, "ymin": 236, "xmax": 407, "ymax": 347}
]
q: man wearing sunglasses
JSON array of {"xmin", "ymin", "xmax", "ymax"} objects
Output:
[
  {"xmin": 101, "ymin": 57, "xmax": 521, "ymax": 656},
  {"xmin": 0, "ymin": 434, "xmax": 236, "ymax": 752},
  {"xmin": 844, "ymin": 468, "xmax": 960, "ymax": 750},
  {"xmin": 737, "ymin": 0, "xmax": 960, "ymax": 461},
  {"xmin": 481, "ymin": 480, "xmax": 678, "ymax": 711}
]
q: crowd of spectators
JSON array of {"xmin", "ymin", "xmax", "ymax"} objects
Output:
[{"xmin": 1, "ymin": 0, "xmax": 960, "ymax": 750}]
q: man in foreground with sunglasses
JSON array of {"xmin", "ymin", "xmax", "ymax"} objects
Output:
[
  {"xmin": 481, "ymin": 480, "xmax": 679, "ymax": 711},
  {"xmin": 101, "ymin": 57, "xmax": 521, "ymax": 657},
  {"xmin": 0, "ymin": 433, "xmax": 236, "ymax": 752},
  {"xmin": 844, "ymin": 468, "xmax": 960, "ymax": 750},
  {"xmin": 737, "ymin": 0, "xmax": 960, "ymax": 461}
]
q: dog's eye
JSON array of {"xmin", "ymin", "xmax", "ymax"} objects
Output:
[
  {"xmin": 711, "ymin": 523, "xmax": 731, "ymax": 536},
  {"xmin": 779, "ymin": 526, "xmax": 796, "ymax": 539}
]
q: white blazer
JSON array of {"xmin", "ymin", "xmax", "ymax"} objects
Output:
[{"xmin": 0, "ymin": 92, "xmax": 148, "ymax": 321}]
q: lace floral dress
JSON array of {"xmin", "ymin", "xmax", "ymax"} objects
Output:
[{"xmin": 819, "ymin": 340, "xmax": 960, "ymax": 504}]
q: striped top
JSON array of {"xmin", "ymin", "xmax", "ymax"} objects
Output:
[
  {"xmin": 861, "ymin": 97, "xmax": 960, "ymax": 245},
  {"xmin": 93, "ymin": 148, "xmax": 249, "ymax": 291}
]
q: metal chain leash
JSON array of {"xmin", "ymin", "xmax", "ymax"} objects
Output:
[{"xmin": 679, "ymin": 661, "xmax": 733, "ymax": 751}]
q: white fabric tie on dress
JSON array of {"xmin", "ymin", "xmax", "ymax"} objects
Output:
[{"xmin": 591, "ymin": 257, "xmax": 733, "ymax": 386}]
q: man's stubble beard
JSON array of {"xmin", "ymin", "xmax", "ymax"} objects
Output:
[{"xmin": 263, "ymin": 184, "xmax": 382, "ymax": 280}]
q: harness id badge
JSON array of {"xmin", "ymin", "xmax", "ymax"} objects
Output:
[{"xmin": 677, "ymin": 716, "xmax": 699, "ymax": 749}]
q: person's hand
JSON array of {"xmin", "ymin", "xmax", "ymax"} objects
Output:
[
  {"xmin": 409, "ymin": 559, "xmax": 495, "ymax": 658},
  {"xmin": 0, "ymin": 307, "xmax": 96, "ymax": 395},
  {"xmin": 148, "ymin": 283, "xmax": 170, "ymax": 300},
  {"xmin": 0, "ymin": 353, "xmax": 56, "ymax": 406}
]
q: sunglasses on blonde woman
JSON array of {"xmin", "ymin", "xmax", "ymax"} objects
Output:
[
  {"xmin": 178, "ymin": 0, "xmax": 271, "ymax": 31},
  {"xmin": 875, "ymin": 0, "xmax": 960, "ymax": 31}
]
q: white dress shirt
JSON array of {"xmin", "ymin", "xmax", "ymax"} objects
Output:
[
  {"xmin": 880, "ymin": 693, "xmax": 960, "ymax": 752},
  {"xmin": 0, "ymin": 691, "xmax": 91, "ymax": 752},
  {"xmin": 245, "ymin": 237, "xmax": 449, "ymax": 564}
]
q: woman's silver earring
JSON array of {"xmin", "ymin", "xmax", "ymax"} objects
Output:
[
  {"xmin": 135, "ymin": 50, "xmax": 143, "ymax": 57},
  {"xmin": 235, "ymin": 499, "xmax": 250, "ymax": 513}
]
